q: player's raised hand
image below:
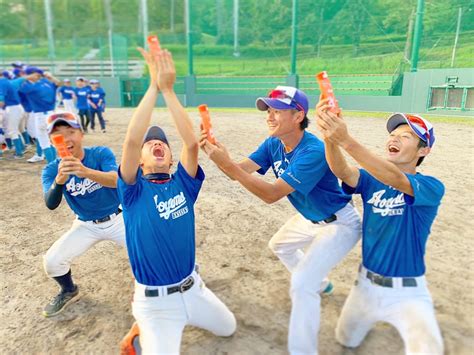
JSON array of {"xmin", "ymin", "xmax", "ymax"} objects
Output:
[
  {"xmin": 137, "ymin": 47, "xmax": 158, "ymax": 88},
  {"xmin": 58, "ymin": 156, "xmax": 89, "ymax": 178},
  {"xmin": 200, "ymin": 139, "xmax": 232, "ymax": 169},
  {"xmin": 315, "ymin": 99, "xmax": 349, "ymax": 145},
  {"xmin": 156, "ymin": 49, "xmax": 176, "ymax": 94}
]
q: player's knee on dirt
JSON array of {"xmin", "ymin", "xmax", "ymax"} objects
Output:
[
  {"xmin": 335, "ymin": 322, "xmax": 364, "ymax": 348},
  {"xmin": 214, "ymin": 312, "xmax": 237, "ymax": 337},
  {"xmin": 43, "ymin": 250, "xmax": 69, "ymax": 277},
  {"xmin": 405, "ymin": 330, "xmax": 444, "ymax": 355}
]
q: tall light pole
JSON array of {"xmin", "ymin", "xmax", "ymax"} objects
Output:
[
  {"xmin": 290, "ymin": 0, "xmax": 298, "ymax": 76},
  {"xmin": 44, "ymin": 0, "xmax": 55, "ymax": 60},
  {"xmin": 104, "ymin": 0, "xmax": 114, "ymax": 76},
  {"xmin": 410, "ymin": 0, "xmax": 424, "ymax": 72},
  {"xmin": 233, "ymin": 0, "xmax": 240, "ymax": 57},
  {"xmin": 141, "ymin": 0, "xmax": 149, "ymax": 48},
  {"xmin": 185, "ymin": 0, "xmax": 193, "ymax": 75},
  {"xmin": 451, "ymin": 7, "xmax": 462, "ymax": 68}
]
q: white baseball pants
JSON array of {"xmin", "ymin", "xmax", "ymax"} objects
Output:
[
  {"xmin": 25, "ymin": 112, "xmax": 36, "ymax": 138},
  {"xmin": 63, "ymin": 99, "xmax": 77, "ymax": 114},
  {"xmin": 33, "ymin": 111, "xmax": 53, "ymax": 149},
  {"xmin": 336, "ymin": 266, "xmax": 444, "ymax": 355},
  {"xmin": 43, "ymin": 213, "xmax": 126, "ymax": 277},
  {"xmin": 133, "ymin": 271, "xmax": 236, "ymax": 354},
  {"xmin": 5, "ymin": 104, "xmax": 24, "ymax": 140},
  {"xmin": 268, "ymin": 202, "xmax": 362, "ymax": 355}
]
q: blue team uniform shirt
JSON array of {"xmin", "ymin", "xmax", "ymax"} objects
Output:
[
  {"xmin": 343, "ymin": 169, "xmax": 444, "ymax": 277},
  {"xmin": 117, "ymin": 163, "xmax": 205, "ymax": 286},
  {"xmin": 59, "ymin": 86, "xmax": 75, "ymax": 100},
  {"xmin": 249, "ymin": 130, "xmax": 351, "ymax": 221},
  {"xmin": 0, "ymin": 78, "xmax": 21, "ymax": 106},
  {"xmin": 75, "ymin": 87, "xmax": 90, "ymax": 110},
  {"xmin": 89, "ymin": 88, "xmax": 106, "ymax": 111},
  {"xmin": 19, "ymin": 78, "xmax": 57, "ymax": 112},
  {"xmin": 42, "ymin": 146, "xmax": 120, "ymax": 221}
]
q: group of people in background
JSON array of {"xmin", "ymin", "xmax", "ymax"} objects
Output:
[{"xmin": 0, "ymin": 61, "xmax": 107, "ymax": 163}]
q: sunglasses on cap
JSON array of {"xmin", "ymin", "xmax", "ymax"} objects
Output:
[
  {"xmin": 268, "ymin": 89, "xmax": 305, "ymax": 112},
  {"xmin": 47, "ymin": 112, "xmax": 78, "ymax": 125}
]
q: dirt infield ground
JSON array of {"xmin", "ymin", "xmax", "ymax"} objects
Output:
[{"xmin": 1, "ymin": 108, "xmax": 472, "ymax": 354}]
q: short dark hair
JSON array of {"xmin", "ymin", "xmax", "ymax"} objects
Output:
[
  {"xmin": 291, "ymin": 109, "xmax": 309, "ymax": 130},
  {"xmin": 416, "ymin": 139, "xmax": 427, "ymax": 166}
]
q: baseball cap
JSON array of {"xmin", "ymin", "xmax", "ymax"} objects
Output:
[
  {"xmin": 143, "ymin": 125, "xmax": 169, "ymax": 146},
  {"xmin": 90, "ymin": 79, "xmax": 99, "ymax": 84},
  {"xmin": 12, "ymin": 68, "xmax": 23, "ymax": 77},
  {"xmin": 256, "ymin": 85, "xmax": 309, "ymax": 116},
  {"xmin": 25, "ymin": 66, "xmax": 44, "ymax": 75},
  {"xmin": 76, "ymin": 76, "xmax": 85, "ymax": 81},
  {"xmin": 2, "ymin": 70, "xmax": 14, "ymax": 79},
  {"xmin": 387, "ymin": 113, "xmax": 435, "ymax": 148},
  {"xmin": 63, "ymin": 78, "xmax": 71, "ymax": 83},
  {"xmin": 11, "ymin": 61, "xmax": 25, "ymax": 68},
  {"xmin": 46, "ymin": 111, "xmax": 83, "ymax": 134}
]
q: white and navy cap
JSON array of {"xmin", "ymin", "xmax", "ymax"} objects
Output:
[
  {"xmin": 256, "ymin": 85, "xmax": 309, "ymax": 116},
  {"xmin": 387, "ymin": 113, "xmax": 435, "ymax": 148},
  {"xmin": 46, "ymin": 111, "xmax": 83, "ymax": 134}
]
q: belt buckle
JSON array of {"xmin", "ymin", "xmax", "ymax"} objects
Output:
[
  {"xmin": 179, "ymin": 277, "xmax": 194, "ymax": 293},
  {"xmin": 94, "ymin": 215, "xmax": 111, "ymax": 224}
]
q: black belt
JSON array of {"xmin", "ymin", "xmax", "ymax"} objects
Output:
[
  {"xmin": 144, "ymin": 276, "xmax": 195, "ymax": 297},
  {"xmin": 311, "ymin": 214, "xmax": 337, "ymax": 224},
  {"xmin": 81, "ymin": 209, "xmax": 122, "ymax": 224},
  {"xmin": 364, "ymin": 269, "xmax": 417, "ymax": 288}
]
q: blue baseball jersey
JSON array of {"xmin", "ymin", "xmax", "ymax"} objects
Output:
[
  {"xmin": 19, "ymin": 78, "xmax": 57, "ymax": 112},
  {"xmin": 9, "ymin": 78, "xmax": 31, "ymax": 111},
  {"xmin": 89, "ymin": 88, "xmax": 106, "ymax": 110},
  {"xmin": 343, "ymin": 169, "xmax": 444, "ymax": 277},
  {"xmin": 75, "ymin": 87, "xmax": 90, "ymax": 110},
  {"xmin": 249, "ymin": 130, "xmax": 351, "ymax": 221},
  {"xmin": 59, "ymin": 86, "xmax": 75, "ymax": 100},
  {"xmin": 42, "ymin": 146, "xmax": 120, "ymax": 221},
  {"xmin": 0, "ymin": 78, "xmax": 21, "ymax": 106},
  {"xmin": 117, "ymin": 163, "xmax": 205, "ymax": 286}
]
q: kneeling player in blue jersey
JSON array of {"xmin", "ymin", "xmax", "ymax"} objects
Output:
[
  {"xmin": 118, "ymin": 48, "xmax": 236, "ymax": 353},
  {"xmin": 41, "ymin": 112, "xmax": 126, "ymax": 317},
  {"xmin": 316, "ymin": 103, "xmax": 444, "ymax": 354}
]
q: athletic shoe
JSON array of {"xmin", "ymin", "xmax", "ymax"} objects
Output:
[
  {"xmin": 13, "ymin": 154, "xmax": 25, "ymax": 160},
  {"xmin": 43, "ymin": 286, "xmax": 80, "ymax": 317},
  {"xmin": 102, "ymin": 129, "xmax": 106, "ymax": 133},
  {"xmin": 321, "ymin": 281, "xmax": 334, "ymax": 296},
  {"xmin": 27, "ymin": 154, "xmax": 45, "ymax": 163},
  {"xmin": 120, "ymin": 322, "xmax": 140, "ymax": 355}
]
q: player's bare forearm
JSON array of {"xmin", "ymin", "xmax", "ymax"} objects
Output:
[
  {"xmin": 82, "ymin": 169, "xmax": 118, "ymax": 188},
  {"xmin": 324, "ymin": 140, "xmax": 360, "ymax": 188},
  {"xmin": 341, "ymin": 136, "xmax": 413, "ymax": 195},
  {"xmin": 221, "ymin": 162, "xmax": 291, "ymax": 204},
  {"xmin": 121, "ymin": 85, "xmax": 159, "ymax": 183}
]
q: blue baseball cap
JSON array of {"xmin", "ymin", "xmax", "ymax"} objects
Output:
[
  {"xmin": 25, "ymin": 66, "xmax": 44, "ymax": 75},
  {"xmin": 2, "ymin": 70, "xmax": 14, "ymax": 79},
  {"xmin": 256, "ymin": 85, "xmax": 309, "ymax": 116},
  {"xmin": 143, "ymin": 125, "xmax": 169, "ymax": 146},
  {"xmin": 12, "ymin": 68, "xmax": 23, "ymax": 77}
]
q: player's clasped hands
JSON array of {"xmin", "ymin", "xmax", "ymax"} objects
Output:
[
  {"xmin": 136, "ymin": 46, "xmax": 176, "ymax": 93},
  {"xmin": 315, "ymin": 98, "xmax": 350, "ymax": 145},
  {"xmin": 56, "ymin": 156, "xmax": 88, "ymax": 183}
]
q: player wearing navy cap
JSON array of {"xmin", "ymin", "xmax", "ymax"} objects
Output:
[
  {"xmin": 74, "ymin": 77, "xmax": 91, "ymax": 132},
  {"xmin": 18, "ymin": 67, "xmax": 61, "ymax": 163},
  {"xmin": 88, "ymin": 79, "xmax": 107, "ymax": 133},
  {"xmin": 316, "ymin": 103, "xmax": 444, "ymax": 354},
  {"xmin": 41, "ymin": 111, "xmax": 126, "ymax": 317},
  {"xmin": 118, "ymin": 47, "xmax": 235, "ymax": 353},
  {"xmin": 200, "ymin": 85, "xmax": 361, "ymax": 354}
]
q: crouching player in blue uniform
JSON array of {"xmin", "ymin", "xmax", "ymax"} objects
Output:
[
  {"xmin": 118, "ymin": 48, "xmax": 236, "ymax": 353},
  {"xmin": 315, "ymin": 103, "xmax": 444, "ymax": 354}
]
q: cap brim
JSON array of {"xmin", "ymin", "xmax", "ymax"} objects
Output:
[
  {"xmin": 256, "ymin": 98, "xmax": 294, "ymax": 111},
  {"xmin": 143, "ymin": 126, "xmax": 169, "ymax": 145},
  {"xmin": 47, "ymin": 118, "xmax": 82, "ymax": 134},
  {"xmin": 386, "ymin": 113, "xmax": 408, "ymax": 133}
]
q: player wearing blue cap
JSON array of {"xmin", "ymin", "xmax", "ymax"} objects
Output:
[
  {"xmin": 88, "ymin": 79, "xmax": 107, "ymax": 133},
  {"xmin": 58, "ymin": 79, "xmax": 76, "ymax": 114},
  {"xmin": 315, "ymin": 103, "xmax": 444, "ymax": 354},
  {"xmin": 118, "ymin": 47, "xmax": 235, "ymax": 353},
  {"xmin": 41, "ymin": 111, "xmax": 126, "ymax": 317},
  {"xmin": 18, "ymin": 67, "xmax": 61, "ymax": 163},
  {"xmin": 74, "ymin": 77, "xmax": 91, "ymax": 132},
  {"xmin": 0, "ymin": 76, "xmax": 25, "ymax": 158},
  {"xmin": 200, "ymin": 86, "xmax": 361, "ymax": 354}
]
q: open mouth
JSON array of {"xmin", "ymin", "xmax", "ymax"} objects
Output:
[
  {"xmin": 388, "ymin": 145, "xmax": 400, "ymax": 153},
  {"xmin": 153, "ymin": 146, "xmax": 165, "ymax": 158},
  {"xmin": 66, "ymin": 144, "xmax": 74, "ymax": 153}
]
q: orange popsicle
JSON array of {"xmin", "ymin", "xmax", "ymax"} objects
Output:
[
  {"xmin": 51, "ymin": 134, "xmax": 71, "ymax": 158},
  {"xmin": 198, "ymin": 104, "xmax": 216, "ymax": 145},
  {"xmin": 316, "ymin": 71, "xmax": 340, "ymax": 114}
]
